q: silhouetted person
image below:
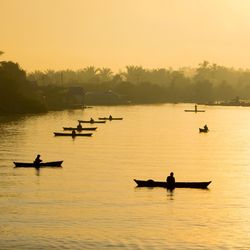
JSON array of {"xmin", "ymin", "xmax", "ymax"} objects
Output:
[
  {"xmin": 90, "ymin": 118, "xmax": 94, "ymax": 123},
  {"xmin": 77, "ymin": 122, "xmax": 82, "ymax": 131},
  {"xmin": 72, "ymin": 129, "xmax": 76, "ymax": 136},
  {"xmin": 195, "ymin": 104, "xmax": 197, "ymax": 112},
  {"xmin": 204, "ymin": 124, "xmax": 208, "ymax": 131},
  {"xmin": 166, "ymin": 172, "xmax": 175, "ymax": 189},
  {"xmin": 109, "ymin": 115, "xmax": 113, "ymax": 120},
  {"xmin": 34, "ymin": 154, "xmax": 42, "ymax": 168}
]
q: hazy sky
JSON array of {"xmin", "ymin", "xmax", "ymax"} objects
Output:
[{"xmin": 1, "ymin": 0, "xmax": 250, "ymax": 72}]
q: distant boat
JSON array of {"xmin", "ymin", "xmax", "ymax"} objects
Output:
[
  {"xmin": 185, "ymin": 109, "xmax": 205, "ymax": 112},
  {"xmin": 78, "ymin": 120, "xmax": 106, "ymax": 124},
  {"xmin": 63, "ymin": 127, "xmax": 97, "ymax": 131},
  {"xmin": 98, "ymin": 117, "xmax": 123, "ymax": 121},
  {"xmin": 14, "ymin": 161, "xmax": 63, "ymax": 168},
  {"xmin": 185, "ymin": 104, "xmax": 205, "ymax": 112},
  {"xmin": 54, "ymin": 132, "xmax": 93, "ymax": 137},
  {"xmin": 134, "ymin": 179, "xmax": 211, "ymax": 189},
  {"xmin": 199, "ymin": 128, "xmax": 208, "ymax": 133}
]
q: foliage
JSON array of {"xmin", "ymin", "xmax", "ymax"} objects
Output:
[
  {"xmin": 3, "ymin": 60, "xmax": 250, "ymax": 112},
  {"xmin": 0, "ymin": 61, "xmax": 46, "ymax": 114},
  {"xmin": 28, "ymin": 60, "xmax": 250, "ymax": 105}
]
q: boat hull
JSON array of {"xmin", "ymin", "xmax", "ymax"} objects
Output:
[
  {"xmin": 199, "ymin": 128, "xmax": 208, "ymax": 133},
  {"xmin": 78, "ymin": 120, "xmax": 106, "ymax": 124},
  {"xmin": 14, "ymin": 161, "xmax": 63, "ymax": 168},
  {"xmin": 63, "ymin": 127, "xmax": 97, "ymax": 131},
  {"xmin": 134, "ymin": 179, "xmax": 211, "ymax": 189},
  {"xmin": 54, "ymin": 132, "xmax": 92, "ymax": 136},
  {"xmin": 98, "ymin": 117, "xmax": 123, "ymax": 120},
  {"xmin": 184, "ymin": 110, "xmax": 205, "ymax": 112}
]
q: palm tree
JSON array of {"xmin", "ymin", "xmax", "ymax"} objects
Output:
[
  {"xmin": 123, "ymin": 65, "xmax": 146, "ymax": 83},
  {"xmin": 98, "ymin": 68, "xmax": 113, "ymax": 82},
  {"xmin": 78, "ymin": 66, "xmax": 100, "ymax": 83}
]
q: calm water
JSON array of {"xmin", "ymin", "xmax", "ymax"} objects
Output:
[{"xmin": 0, "ymin": 104, "xmax": 250, "ymax": 249}]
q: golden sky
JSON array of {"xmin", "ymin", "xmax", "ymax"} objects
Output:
[{"xmin": 1, "ymin": 0, "xmax": 250, "ymax": 72}]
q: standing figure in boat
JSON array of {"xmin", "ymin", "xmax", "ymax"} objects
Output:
[
  {"xmin": 109, "ymin": 115, "xmax": 113, "ymax": 120},
  {"xmin": 166, "ymin": 172, "xmax": 175, "ymax": 189},
  {"xmin": 34, "ymin": 154, "xmax": 42, "ymax": 166},
  {"xmin": 195, "ymin": 104, "xmax": 197, "ymax": 112},
  {"xmin": 90, "ymin": 118, "xmax": 94, "ymax": 123},
  {"xmin": 72, "ymin": 129, "xmax": 76, "ymax": 136}
]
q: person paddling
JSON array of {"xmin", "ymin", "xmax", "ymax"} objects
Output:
[
  {"xmin": 166, "ymin": 172, "xmax": 175, "ymax": 189},
  {"xmin": 77, "ymin": 122, "xmax": 82, "ymax": 131},
  {"xmin": 72, "ymin": 129, "xmax": 76, "ymax": 136},
  {"xmin": 204, "ymin": 124, "xmax": 208, "ymax": 132},
  {"xmin": 34, "ymin": 154, "xmax": 42, "ymax": 168}
]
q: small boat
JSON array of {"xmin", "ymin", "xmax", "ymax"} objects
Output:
[
  {"xmin": 54, "ymin": 132, "xmax": 93, "ymax": 136},
  {"xmin": 63, "ymin": 127, "xmax": 97, "ymax": 131},
  {"xmin": 14, "ymin": 161, "xmax": 63, "ymax": 168},
  {"xmin": 134, "ymin": 179, "xmax": 211, "ymax": 189},
  {"xmin": 184, "ymin": 109, "xmax": 205, "ymax": 112},
  {"xmin": 185, "ymin": 104, "xmax": 205, "ymax": 112},
  {"xmin": 78, "ymin": 120, "xmax": 106, "ymax": 124},
  {"xmin": 199, "ymin": 128, "xmax": 208, "ymax": 133},
  {"xmin": 98, "ymin": 117, "xmax": 123, "ymax": 120}
]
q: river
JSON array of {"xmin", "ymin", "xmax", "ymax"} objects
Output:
[{"xmin": 0, "ymin": 104, "xmax": 249, "ymax": 249}]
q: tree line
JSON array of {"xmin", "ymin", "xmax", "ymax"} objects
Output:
[
  {"xmin": 28, "ymin": 61, "xmax": 250, "ymax": 104},
  {"xmin": 1, "ymin": 59, "xmax": 250, "ymax": 114}
]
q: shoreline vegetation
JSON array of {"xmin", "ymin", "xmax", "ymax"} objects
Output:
[{"xmin": 1, "ymin": 60, "xmax": 250, "ymax": 114}]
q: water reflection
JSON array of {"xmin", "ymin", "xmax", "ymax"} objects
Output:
[
  {"xmin": 166, "ymin": 189, "xmax": 175, "ymax": 200},
  {"xmin": 35, "ymin": 168, "xmax": 40, "ymax": 176},
  {"xmin": 0, "ymin": 105, "xmax": 250, "ymax": 249}
]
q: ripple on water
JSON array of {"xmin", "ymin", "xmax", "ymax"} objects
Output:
[{"xmin": 0, "ymin": 105, "xmax": 250, "ymax": 249}]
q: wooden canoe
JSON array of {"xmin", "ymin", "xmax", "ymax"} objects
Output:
[
  {"xmin": 134, "ymin": 179, "xmax": 211, "ymax": 189},
  {"xmin": 14, "ymin": 161, "xmax": 63, "ymax": 168},
  {"xmin": 54, "ymin": 132, "xmax": 93, "ymax": 136},
  {"xmin": 199, "ymin": 128, "xmax": 208, "ymax": 133},
  {"xmin": 63, "ymin": 127, "xmax": 97, "ymax": 131},
  {"xmin": 98, "ymin": 117, "xmax": 123, "ymax": 120},
  {"xmin": 184, "ymin": 110, "xmax": 205, "ymax": 112},
  {"xmin": 78, "ymin": 120, "xmax": 106, "ymax": 124}
]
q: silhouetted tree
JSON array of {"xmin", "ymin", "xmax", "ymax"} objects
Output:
[
  {"xmin": 98, "ymin": 68, "xmax": 113, "ymax": 82},
  {"xmin": 194, "ymin": 80, "xmax": 214, "ymax": 103},
  {"xmin": 0, "ymin": 61, "xmax": 46, "ymax": 113},
  {"xmin": 214, "ymin": 81, "xmax": 234, "ymax": 101},
  {"xmin": 123, "ymin": 66, "xmax": 147, "ymax": 83},
  {"xmin": 25, "ymin": 61, "xmax": 250, "ymax": 106}
]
